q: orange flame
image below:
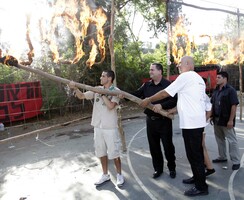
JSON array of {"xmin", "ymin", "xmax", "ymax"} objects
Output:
[
  {"xmin": 20, "ymin": 15, "xmax": 34, "ymax": 66},
  {"xmin": 0, "ymin": 55, "xmax": 18, "ymax": 66},
  {"xmin": 86, "ymin": 39, "xmax": 97, "ymax": 68},
  {"xmin": 239, "ymin": 38, "xmax": 244, "ymax": 63},
  {"xmin": 200, "ymin": 35, "xmax": 219, "ymax": 65},
  {"xmin": 39, "ymin": 0, "xmax": 107, "ymax": 67},
  {"xmin": 171, "ymin": 17, "xmax": 192, "ymax": 64},
  {"xmin": 92, "ymin": 8, "xmax": 107, "ymax": 65},
  {"xmin": 171, "ymin": 17, "xmax": 244, "ymax": 65}
]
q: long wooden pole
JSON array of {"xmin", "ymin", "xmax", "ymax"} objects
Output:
[
  {"xmin": 237, "ymin": 9, "xmax": 243, "ymax": 121},
  {"xmin": 109, "ymin": 0, "xmax": 127, "ymax": 152},
  {"xmin": 13, "ymin": 63, "xmax": 173, "ymax": 119}
]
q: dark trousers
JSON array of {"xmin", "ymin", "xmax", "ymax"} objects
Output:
[
  {"xmin": 182, "ymin": 128, "xmax": 208, "ymax": 191},
  {"xmin": 146, "ymin": 116, "xmax": 176, "ymax": 172}
]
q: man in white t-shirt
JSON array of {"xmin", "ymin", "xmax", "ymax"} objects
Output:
[
  {"xmin": 140, "ymin": 56, "xmax": 208, "ymax": 197},
  {"xmin": 69, "ymin": 70, "xmax": 124, "ymax": 187}
]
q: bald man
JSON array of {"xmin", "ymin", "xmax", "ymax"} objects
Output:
[{"xmin": 140, "ymin": 56, "xmax": 208, "ymax": 197}]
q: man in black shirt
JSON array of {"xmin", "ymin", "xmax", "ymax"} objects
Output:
[
  {"xmin": 211, "ymin": 71, "xmax": 240, "ymax": 170},
  {"xmin": 132, "ymin": 63, "xmax": 177, "ymax": 179}
]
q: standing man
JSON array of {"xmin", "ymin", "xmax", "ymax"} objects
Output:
[
  {"xmin": 211, "ymin": 71, "xmax": 240, "ymax": 170},
  {"xmin": 140, "ymin": 56, "xmax": 208, "ymax": 197},
  {"xmin": 132, "ymin": 63, "xmax": 177, "ymax": 179},
  {"xmin": 69, "ymin": 70, "xmax": 125, "ymax": 187}
]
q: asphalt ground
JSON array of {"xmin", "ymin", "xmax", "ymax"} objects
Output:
[{"xmin": 0, "ymin": 106, "xmax": 243, "ymax": 200}]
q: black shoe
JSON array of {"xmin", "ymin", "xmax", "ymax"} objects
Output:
[
  {"xmin": 232, "ymin": 164, "xmax": 240, "ymax": 170},
  {"xmin": 184, "ymin": 186, "xmax": 208, "ymax": 196},
  {"xmin": 212, "ymin": 158, "xmax": 227, "ymax": 163},
  {"xmin": 152, "ymin": 171, "xmax": 163, "ymax": 179},
  {"xmin": 205, "ymin": 168, "xmax": 215, "ymax": 177},
  {"xmin": 182, "ymin": 177, "xmax": 195, "ymax": 184},
  {"xmin": 169, "ymin": 170, "xmax": 176, "ymax": 179}
]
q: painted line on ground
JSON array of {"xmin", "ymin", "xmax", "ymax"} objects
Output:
[
  {"xmin": 228, "ymin": 152, "xmax": 244, "ymax": 200},
  {"xmin": 126, "ymin": 126, "xmax": 157, "ymax": 200}
]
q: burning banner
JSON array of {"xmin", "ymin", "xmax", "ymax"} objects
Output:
[
  {"xmin": 171, "ymin": 16, "xmax": 244, "ymax": 65},
  {"xmin": 0, "ymin": 0, "xmax": 107, "ymax": 68}
]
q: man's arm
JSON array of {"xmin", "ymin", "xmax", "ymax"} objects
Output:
[
  {"xmin": 206, "ymin": 110, "xmax": 212, "ymax": 121},
  {"xmin": 69, "ymin": 81, "xmax": 86, "ymax": 99},
  {"xmin": 101, "ymin": 95, "xmax": 118, "ymax": 110},
  {"xmin": 227, "ymin": 105, "xmax": 237, "ymax": 128},
  {"xmin": 74, "ymin": 88, "xmax": 86, "ymax": 99},
  {"xmin": 140, "ymin": 90, "xmax": 170, "ymax": 107}
]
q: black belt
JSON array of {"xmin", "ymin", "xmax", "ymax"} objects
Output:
[{"xmin": 148, "ymin": 116, "xmax": 163, "ymax": 120}]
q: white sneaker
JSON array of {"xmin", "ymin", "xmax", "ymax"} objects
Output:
[
  {"xmin": 94, "ymin": 174, "xmax": 110, "ymax": 186},
  {"xmin": 116, "ymin": 174, "xmax": 125, "ymax": 187}
]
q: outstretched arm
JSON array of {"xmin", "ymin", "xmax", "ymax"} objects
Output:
[
  {"xmin": 140, "ymin": 90, "xmax": 170, "ymax": 107},
  {"xmin": 69, "ymin": 81, "xmax": 86, "ymax": 99}
]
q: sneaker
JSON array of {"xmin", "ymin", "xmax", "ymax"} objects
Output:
[
  {"xmin": 116, "ymin": 174, "xmax": 125, "ymax": 187},
  {"xmin": 94, "ymin": 174, "xmax": 110, "ymax": 186},
  {"xmin": 205, "ymin": 168, "xmax": 215, "ymax": 177}
]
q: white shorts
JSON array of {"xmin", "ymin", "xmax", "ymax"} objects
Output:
[{"xmin": 94, "ymin": 127, "xmax": 121, "ymax": 159}]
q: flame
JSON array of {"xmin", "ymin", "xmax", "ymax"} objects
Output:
[
  {"xmin": 86, "ymin": 39, "xmax": 97, "ymax": 68},
  {"xmin": 171, "ymin": 17, "xmax": 192, "ymax": 64},
  {"xmin": 240, "ymin": 38, "xmax": 244, "ymax": 63},
  {"xmin": 0, "ymin": 0, "xmax": 107, "ymax": 68},
  {"xmin": 200, "ymin": 35, "xmax": 219, "ymax": 65},
  {"xmin": 171, "ymin": 17, "xmax": 244, "ymax": 65},
  {"xmin": 40, "ymin": 0, "xmax": 107, "ymax": 67},
  {"xmin": 20, "ymin": 15, "xmax": 34, "ymax": 66},
  {"xmin": 0, "ymin": 55, "xmax": 18, "ymax": 67},
  {"xmin": 92, "ymin": 8, "xmax": 107, "ymax": 65}
]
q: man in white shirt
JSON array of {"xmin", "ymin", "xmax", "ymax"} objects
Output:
[
  {"xmin": 140, "ymin": 56, "xmax": 208, "ymax": 197},
  {"xmin": 69, "ymin": 70, "xmax": 124, "ymax": 187}
]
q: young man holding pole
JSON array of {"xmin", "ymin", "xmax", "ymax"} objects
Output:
[{"xmin": 69, "ymin": 70, "xmax": 124, "ymax": 187}]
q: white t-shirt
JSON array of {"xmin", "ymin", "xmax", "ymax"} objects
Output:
[
  {"xmin": 205, "ymin": 94, "xmax": 212, "ymax": 112},
  {"xmin": 165, "ymin": 71, "xmax": 206, "ymax": 129},
  {"xmin": 205, "ymin": 94, "xmax": 212, "ymax": 126},
  {"xmin": 84, "ymin": 86, "xmax": 119, "ymax": 129}
]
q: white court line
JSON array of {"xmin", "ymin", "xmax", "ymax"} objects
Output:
[
  {"xmin": 228, "ymin": 153, "xmax": 244, "ymax": 200},
  {"xmin": 126, "ymin": 126, "xmax": 158, "ymax": 200}
]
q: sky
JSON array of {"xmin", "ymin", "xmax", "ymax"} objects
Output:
[
  {"xmin": 0, "ymin": 0, "xmax": 48, "ymax": 58},
  {"xmin": 182, "ymin": 0, "xmax": 243, "ymax": 36}
]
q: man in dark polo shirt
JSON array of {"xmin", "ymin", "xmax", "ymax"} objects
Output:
[
  {"xmin": 132, "ymin": 63, "xmax": 177, "ymax": 179},
  {"xmin": 211, "ymin": 71, "xmax": 240, "ymax": 170}
]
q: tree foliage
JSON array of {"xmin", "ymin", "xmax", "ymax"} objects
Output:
[{"xmin": 224, "ymin": 13, "xmax": 244, "ymax": 39}]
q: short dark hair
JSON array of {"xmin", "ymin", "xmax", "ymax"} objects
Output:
[
  {"xmin": 152, "ymin": 63, "xmax": 163, "ymax": 73},
  {"xmin": 103, "ymin": 70, "xmax": 115, "ymax": 83},
  {"xmin": 217, "ymin": 71, "xmax": 228, "ymax": 81}
]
